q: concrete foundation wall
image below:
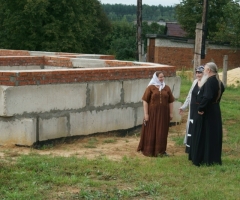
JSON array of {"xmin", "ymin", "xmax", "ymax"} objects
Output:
[
  {"xmin": 0, "ymin": 49, "xmax": 182, "ymax": 146},
  {"xmin": 0, "ymin": 77, "xmax": 181, "ymax": 146},
  {"xmin": 0, "ymin": 118, "xmax": 36, "ymax": 146},
  {"xmin": 0, "ymin": 84, "xmax": 87, "ymax": 116}
]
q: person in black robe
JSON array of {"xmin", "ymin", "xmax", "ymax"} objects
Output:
[
  {"xmin": 179, "ymin": 65, "xmax": 204, "ymax": 153},
  {"xmin": 189, "ymin": 62, "xmax": 225, "ymax": 166}
]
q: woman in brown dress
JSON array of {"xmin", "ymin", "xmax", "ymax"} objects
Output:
[{"xmin": 137, "ymin": 71, "xmax": 174, "ymax": 157}]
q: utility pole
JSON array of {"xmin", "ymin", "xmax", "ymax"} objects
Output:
[
  {"xmin": 193, "ymin": 0, "xmax": 208, "ymax": 78},
  {"xmin": 137, "ymin": 0, "xmax": 142, "ymax": 61},
  {"xmin": 193, "ymin": 23, "xmax": 203, "ymax": 79},
  {"xmin": 201, "ymin": 0, "xmax": 209, "ymax": 59}
]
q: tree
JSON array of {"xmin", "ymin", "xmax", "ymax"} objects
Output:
[
  {"xmin": 142, "ymin": 21, "xmax": 165, "ymax": 53},
  {"xmin": 175, "ymin": 0, "xmax": 232, "ymax": 39},
  {"xmin": 101, "ymin": 4, "xmax": 176, "ymax": 22},
  {"xmin": 105, "ymin": 19, "xmax": 136, "ymax": 60},
  {"xmin": 212, "ymin": 0, "xmax": 240, "ymax": 48},
  {"xmin": 0, "ymin": 0, "xmax": 111, "ymax": 53}
]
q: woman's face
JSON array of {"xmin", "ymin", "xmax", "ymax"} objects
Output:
[
  {"xmin": 196, "ymin": 71, "xmax": 203, "ymax": 80},
  {"xmin": 157, "ymin": 73, "xmax": 164, "ymax": 82}
]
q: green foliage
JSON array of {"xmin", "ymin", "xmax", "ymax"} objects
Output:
[
  {"xmin": 102, "ymin": 3, "xmax": 176, "ymax": 22},
  {"xmin": 0, "ymin": 0, "xmax": 111, "ymax": 53},
  {"xmin": 104, "ymin": 19, "xmax": 136, "ymax": 60},
  {"xmin": 212, "ymin": 0, "xmax": 240, "ymax": 48},
  {"xmin": 175, "ymin": 0, "xmax": 233, "ymax": 39},
  {"xmin": 104, "ymin": 19, "xmax": 165, "ymax": 60}
]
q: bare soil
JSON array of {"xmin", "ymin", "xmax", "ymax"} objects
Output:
[{"xmin": 0, "ymin": 114, "xmax": 188, "ymax": 161}]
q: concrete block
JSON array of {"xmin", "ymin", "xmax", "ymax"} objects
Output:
[
  {"xmin": 71, "ymin": 58, "xmax": 105, "ymax": 68},
  {"xmin": 44, "ymin": 66, "xmax": 68, "ymax": 69},
  {"xmin": 136, "ymin": 101, "xmax": 182, "ymax": 126},
  {"xmin": 172, "ymin": 101, "xmax": 182, "ymax": 123},
  {"xmin": 75, "ymin": 55, "xmax": 101, "ymax": 59},
  {"xmin": 123, "ymin": 77, "xmax": 180, "ymax": 103},
  {"xmin": 70, "ymin": 108, "xmax": 135, "ymax": 136},
  {"xmin": 39, "ymin": 117, "xmax": 68, "ymax": 141},
  {"xmin": 165, "ymin": 77, "xmax": 181, "ymax": 99},
  {"xmin": 123, "ymin": 79, "xmax": 150, "ymax": 103},
  {"xmin": 0, "ymin": 66, "xmax": 41, "ymax": 70},
  {"xmin": 0, "ymin": 118, "xmax": 36, "ymax": 146},
  {"xmin": 155, "ymin": 38, "xmax": 194, "ymax": 48},
  {"xmin": 29, "ymin": 51, "xmax": 56, "ymax": 56},
  {"xmin": 136, "ymin": 106, "xmax": 144, "ymax": 126},
  {"xmin": 89, "ymin": 82, "xmax": 122, "ymax": 107},
  {"xmin": 0, "ymin": 86, "xmax": 8, "ymax": 116},
  {"xmin": 1, "ymin": 84, "xmax": 87, "ymax": 116}
]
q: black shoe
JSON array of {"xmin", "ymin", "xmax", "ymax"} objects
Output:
[
  {"xmin": 163, "ymin": 152, "xmax": 169, "ymax": 157},
  {"xmin": 158, "ymin": 152, "xmax": 169, "ymax": 157}
]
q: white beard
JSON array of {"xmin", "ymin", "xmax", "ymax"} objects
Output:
[{"xmin": 199, "ymin": 74, "xmax": 208, "ymax": 87}]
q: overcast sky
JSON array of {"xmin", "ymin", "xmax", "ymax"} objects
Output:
[{"xmin": 100, "ymin": 0, "xmax": 181, "ymax": 6}]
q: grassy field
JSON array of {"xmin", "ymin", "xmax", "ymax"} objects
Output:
[{"xmin": 0, "ymin": 77, "xmax": 239, "ymax": 200}]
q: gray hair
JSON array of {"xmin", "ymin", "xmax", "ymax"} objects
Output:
[
  {"xmin": 205, "ymin": 62, "xmax": 222, "ymax": 101},
  {"xmin": 205, "ymin": 62, "xmax": 218, "ymax": 73}
]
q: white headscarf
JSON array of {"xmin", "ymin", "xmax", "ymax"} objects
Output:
[{"xmin": 148, "ymin": 72, "xmax": 166, "ymax": 91}]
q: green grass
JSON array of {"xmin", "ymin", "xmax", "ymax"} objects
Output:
[
  {"xmin": 84, "ymin": 138, "xmax": 98, "ymax": 148},
  {"xmin": 0, "ymin": 77, "xmax": 240, "ymax": 200},
  {"xmin": 102, "ymin": 138, "xmax": 117, "ymax": 144},
  {"xmin": 178, "ymin": 78, "xmax": 192, "ymax": 102}
]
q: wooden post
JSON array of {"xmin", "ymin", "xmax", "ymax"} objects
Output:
[
  {"xmin": 201, "ymin": 0, "xmax": 208, "ymax": 59},
  {"xmin": 193, "ymin": 23, "xmax": 203, "ymax": 80},
  {"xmin": 142, "ymin": 40, "xmax": 145, "ymax": 61},
  {"xmin": 137, "ymin": 0, "xmax": 142, "ymax": 61},
  {"xmin": 223, "ymin": 55, "xmax": 228, "ymax": 87}
]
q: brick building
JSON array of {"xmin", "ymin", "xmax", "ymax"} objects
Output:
[{"xmin": 147, "ymin": 22, "xmax": 240, "ymax": 70}]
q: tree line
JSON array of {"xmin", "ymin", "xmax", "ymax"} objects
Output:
[
  {"xmin": 175, "ymin": 0, "xmax": 240, "ymax": 48},
  {"xmin": 0, "ymin": 0, "xmax": 239, "ymax": 61},
  {"xmin": 102, "ymin": 3, "xmax": 176, "ymax": 22},
  {"xmin": 0, "ymin": 0, "xmax": 165, "ymax": 60}
]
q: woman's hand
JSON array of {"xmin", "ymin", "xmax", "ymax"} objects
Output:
[
  {"xmin": 179, "ymin": 108, "xmax": 183, "ymax": 115},
  {"xmin": 170, "ymin": 113, "xmax": 173, "ymax": 120},
  {"xmin": 144, "ymin": 114, "xmax": 149, "ymax": 121}
]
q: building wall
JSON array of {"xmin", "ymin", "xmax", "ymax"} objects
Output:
[
  {"xmin": 148, "ymin": 38, "xmax": 240, "ymax": 70},
  {"xmin": 0, "ymin": 49, "xmax": 182, "ymax": 146}
]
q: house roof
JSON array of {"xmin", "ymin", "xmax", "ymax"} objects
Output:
[{"xmin": 165, "ymin": 22, "xmax": 187, "ymax": 37}]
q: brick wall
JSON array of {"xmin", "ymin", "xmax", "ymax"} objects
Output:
[
  {"xmin": 0, "ymin": 49, "xmax": 30, "ymax": 56},
  {"xmin": 44, "ymin": 56, "xmax": 73, "ymax": 67},
  {"xmin": 148, "ymin": 38, "xmax": 240, "ymax": 70},
  {"xmin": 155, "ymin": 47, "xmax": 194, "ymax": 69},
  {"xmin": 0, "ymin": 56, "xmax": 44, "ymax": 66},
  {"xmin": 0, "ymin": 50, "xmax": 176, "ymax": 86},
  {"xmin": 0, "ymin": 66, "xmax": 176, "ymax": 86}
]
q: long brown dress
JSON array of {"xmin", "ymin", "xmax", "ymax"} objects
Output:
[{"xmin": 137, "ymin": 85, "xmax": 175, "ymax": 157}]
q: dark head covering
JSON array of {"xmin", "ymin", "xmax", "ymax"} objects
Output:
[{"xmin": 196, "ymin": 65, "xmax": 204, "ymax": 73}]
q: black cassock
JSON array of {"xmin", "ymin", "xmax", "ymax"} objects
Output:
[{"xmin": 188, "ymin": 75, "xmax": 225, "ymax": 166}]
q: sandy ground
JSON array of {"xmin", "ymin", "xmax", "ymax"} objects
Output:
[
  {"xmin": 178, "ymin": 67, "xmax": 240, "ymax": 87},
  {"xmin": 219, "ymin": 67, "xmax": 240, "ymax": 86}
]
